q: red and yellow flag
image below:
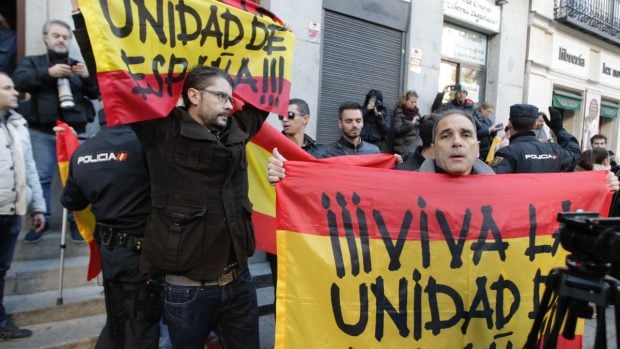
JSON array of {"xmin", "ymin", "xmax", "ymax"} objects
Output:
[
  {"xmin": 56, "ymin": 121, "xmax": 100, "ymax": 281},
  {"xmin": 79, "ymin": 0, "xmax": 295, "ymax": 125},
  {"xmin": 275, "ymin": 163, "xmax": 611, "ymax": 348},
  {"xmin": 247, "ymin": 123, "xmax": 397, "ymax": 253}
]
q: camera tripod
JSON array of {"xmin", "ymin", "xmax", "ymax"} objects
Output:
[{"xmin": 524, "ymin": 254, "xmax": 620, "ymax": 349}]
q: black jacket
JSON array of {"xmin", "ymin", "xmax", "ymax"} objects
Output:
[
  {"xmin": 361, "ymin": 109, "xmax": 387, "ymax": 145},
  {"xmin": 310, "ymin": 137, "xmax": 380, "ymax": 159},
  {"xmin": 61, "ymin": 125, "xmax": 150, "ymax": 229},
  {"xmin": 492, "ymin": 129, "xmax": 581, "ymax": 173},
  {"xmin": 12, "ymin": 54, "xmax": 99, "ymax": 133},
  {"xmin": 132, "ymin": 106, "xmax": 268, "ymax": 280}
]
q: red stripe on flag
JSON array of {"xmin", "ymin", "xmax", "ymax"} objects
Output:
[
  {"xmin": 276, "ymin": 162, "xmax": 611, "ymax": 241},
  {"xmin": 253, "ymin": 211, "xmax": 276, "ymax": 254},
  {"xmin": 87, "ymin": 240, "xmax": 101, "ymax": 281},
  {"xmin": 97, "ymin": 71, "xmax": 291, "ymax": 125}
]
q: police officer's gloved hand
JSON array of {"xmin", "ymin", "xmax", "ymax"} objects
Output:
[{"xmin": 545, "ymin": 107, "xmax": 564, "ymax": 132}]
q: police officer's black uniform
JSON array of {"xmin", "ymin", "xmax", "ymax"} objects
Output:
[
  {"xmin": 492, "ymin": 104, "xmax": 580, "ymax": 174},
  {"xmin": 61, "ymin": 122, "xmax": 160, "ymax": 349}
]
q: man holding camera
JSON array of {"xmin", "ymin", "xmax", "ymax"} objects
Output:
[
  {"xmin": 492, "ymin": 104, "xmax": 580, "ymax": 174},
  {"xmin": 431, "ymin": 84, "xmax": 475, "ymax": 114},
  {"xmin": 12, "ymin": 19, "xmax": 98, "ymax": 242}
]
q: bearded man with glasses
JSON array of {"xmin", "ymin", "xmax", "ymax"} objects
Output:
[{"xmin": 131, "ymin": 65, "xmax": 268, "ymax": 349}]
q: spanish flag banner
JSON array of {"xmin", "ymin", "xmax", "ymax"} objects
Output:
[
  {"xmin": 56, "ymin": 121, "xmax": 100, "ymax": 281},
  {"xmin": 275, "ymin": 163, "xmax": 611, "ymax": 348},
  {"xmin": 247, "ymin": 123, "xmax": 397, "ymax": 253},
  {"xmin": 79, "ymin": 0, "xmax": 294, "ymax": 125}
]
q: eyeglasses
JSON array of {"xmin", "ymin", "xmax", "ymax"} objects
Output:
[
  {"xmin": 200, "ymin": 89, "xmax": 235, "ymax": 105},
  {"xmin": 278, "ymin": 111, "xmax": 305, "ymax": 120}
]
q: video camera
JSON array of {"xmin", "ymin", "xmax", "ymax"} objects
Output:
[
  {"xmin": 375, "ymin": 100, "xmax": 384, "ymax": 112},
  {"xmin": 558, "ymin": 212, "xmax": 620, "ymax": 279}
]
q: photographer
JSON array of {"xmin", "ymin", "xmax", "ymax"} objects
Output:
[
  {"xmin": 12, "ymin": 19, "xmax": 98, "ymax": 243},
  {"xmin": 360, "ymin": 89, "xmax": 389, "ymax": 150},
  {"xmin": 431, "ymin": 84, "xmax": 475, "ymax": 113}
]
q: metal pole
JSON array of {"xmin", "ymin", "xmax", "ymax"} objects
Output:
[{"xmin": 56, "ymin": 208, "xmax": 68, "ymax": 305}]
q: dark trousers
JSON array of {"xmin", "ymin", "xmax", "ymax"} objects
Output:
[
  {"xmin": 164, "ymin": 269, "xmax": 259, "ymax": 349},
  {"xmin": 0, "ymin": 215, "xmax": 20, "ymax": 323},
  {"xmin": 95, "ymin": 245, "xmax": 160, "ymax": 349}
]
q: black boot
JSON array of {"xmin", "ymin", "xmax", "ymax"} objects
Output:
[{"xmin": 0, "ymin": 318, "xmax": 32, "ymax": 340}]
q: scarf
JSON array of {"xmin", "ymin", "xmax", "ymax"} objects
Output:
[{"xmin": 402, "ymin": 106, "xmax": 419, "ymax": 121}]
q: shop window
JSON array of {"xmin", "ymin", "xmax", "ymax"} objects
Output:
[{"xmin": 552, "ymin": 90, "xmax": 583, "ymax": 142}]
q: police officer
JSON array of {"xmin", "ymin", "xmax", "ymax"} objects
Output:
[
  {"xmin": 60, "ymin": 112, "xmax": 160, "ymax": 349},
  {"xmin": 492, "ymin": 104, "xmax": 580, "ymax": 173}
]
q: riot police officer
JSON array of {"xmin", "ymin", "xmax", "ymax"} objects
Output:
[
  {"xmin": 492, "ymin": 104, "xmax": 580, "ymax": 173},
  {"xmin": 60, "ymin": 113, "xmax": 160, "ymax": 349}
]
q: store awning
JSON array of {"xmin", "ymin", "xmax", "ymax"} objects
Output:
[
  {"xmin": 552, "ymin": 90, "xmax": 582, "ymax": 111},
  {"xmin": 601, "ymin": 100, "xmax": 619, "ymax": 119}
]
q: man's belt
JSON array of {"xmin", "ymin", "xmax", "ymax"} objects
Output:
[
  {"xmin": 96, "ymin": 224, "xmax": 144, "ymax": 254},
  {"xmin": 165, "ymin": 264, "xmax": 243, "ymax": 287}
]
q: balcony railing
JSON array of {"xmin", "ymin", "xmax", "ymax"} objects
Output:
[{"xmin": 554, "ymin": 0, "xmax": 620, "ymax": 46}]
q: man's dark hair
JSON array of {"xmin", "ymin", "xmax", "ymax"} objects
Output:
[
  {"xmin": 182, "ymin": 66, "xmax": 234, "ymax": 108},
  {"xmin": 289, "ymin": 98, "xmax": 310, "ymax": 116},
  {"xmin": 338, "ymin": 102, "xmax": 363, "ymax": 120},
  {"xmin": 590, "ymin": 134, "xmax": 608, "ymax": 146},
  {"xmin": 42, "ymin": 20, "xmax": 72, "ymax": 36},
  {"xmin": 420, "ymin": 114, "xmax": 438, "ymax": 149},
  {"xmin": 363, "ymin": 89, "xmax": 383, "ymax": 108},
  {"xmin": 577, "ymin": 148, "xmax": 610, "ymax": 170},
  {"xmin": 432, "ymin": 109, "xmax": 477, "ymax": 141},
  {"xmin": 510, "ymin": 116, "xmax": 536, "ymax": 133}
]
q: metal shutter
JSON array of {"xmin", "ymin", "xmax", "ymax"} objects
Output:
[{"xmin": 317, "ymin": 10, "xmax": 404, "ymax": 144}]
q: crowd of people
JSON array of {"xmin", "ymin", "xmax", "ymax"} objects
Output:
[{"xmin": 0, "ymin": 4, "xmax": 619, "ymax": 349}]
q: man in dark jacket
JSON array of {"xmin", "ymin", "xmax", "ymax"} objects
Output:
[
  {"xmin": 492, "ymin": 104, "xmax": 580, "ymax": 174},
  {"xmin": 131, "ymin": 66, "xmax": 268, "ymax": 349},
  {"xmin": 12, "ymin": 19, "xmax": 98, "ymax": 242},
  {"xmin": 279, "ymin": 98, "xmax": 318, "ymax": 153},
  {"xmin": 61, "ymin": 114, "xmax": 159, "ymax": 349},
  {"xmin": 431, "ymin": 84, "xmax": 475, "ymax": 114},
  {"xmin": 310, "ymin": 102, "xmax": 380, "ymax": 158}
]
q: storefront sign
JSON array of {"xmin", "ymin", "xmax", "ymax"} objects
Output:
[
  {"xmin": 444, "ymin": 0, "xmax": 500, "ymax": 33},
  {"xmin": 551, "ymin": 34, "xmax": 589, "ymax": 78},
  {"xmin": 441, "ymin": 23, "xmax": 487, "ymax": 66},
  {"xmin": 600, "ymin": 52, "xmax": 620, "ymax": 86}
]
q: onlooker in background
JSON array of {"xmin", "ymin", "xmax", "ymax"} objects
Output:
[
  {"xmin": 395, "ymin": 114, "xmax": 436, "ymax": 171},
  {"xmin": 486, "ymin": 124, "xmax": 512, "ymax": 165},
  {"xmin": 473, "ymin": 102, "xmax": 503, "ymax": 161},
  {"xmin": 462, "ymin": 90, "xmax": 474, "ymax": 105},
  {"xmin": 574, "ymin": 148, "xmax": 611, "ymax": 172},
  {"xmin": 280, "ymin": 98, "xmax": 318, "ymax": 153},
  {"xmin": 360, "ymin": 89, "xmax": 388, "ymax": 150},
  {"xmin": 0, "ymin": 14, "xmax": 16, "ymax": 75},
  {"xmin": 431, "ymin": 84, "xmax": 475, "ymax": 114},
  {"xmin": 12, "ymin": 19, "xmax": 98, "ymax": 242},
  {"xmin": 0, "ymin": 72, "xmax": 46, "ymax": 340},
  {"xmin": 310, "ymin": 102, "xmax": 380, "ymax": 158},
  {"xmin": 492, "ymin": 105, "xmax": 580, "ymax": 173},
  {"xmin": 533, "ymin": 112, "xmax": 550, "ymax": 143},
  {"xmin": 590, "ymin": 134, "xmax": 619, "ymax": 173},
  {"xmin": 392, "ymin": 90, "xmax": 421, "ymax": 160}
]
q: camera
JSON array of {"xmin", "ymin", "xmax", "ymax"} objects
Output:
[
  {"xmin": 557, "ymin": 212, "xmax": 620, "ymax": 278},
  {"xmin": 57, "ymin": 78, "xmax": 75, "ymax": 110},
  {"xmin": 375, "ymin": 100, "xmax": 384, "ymax": 112}
]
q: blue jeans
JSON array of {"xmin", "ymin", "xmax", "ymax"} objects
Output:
[
  {"xmin": 163, "ymin": 269, "xmax": 259, "ymax": 349},
  {"xmin": 0, "ymin": 216, "xmax": 20, "ymax": 322},
  {"xmin": 29, "ymin": 129, "xmax": 57, "ymax": 221}
]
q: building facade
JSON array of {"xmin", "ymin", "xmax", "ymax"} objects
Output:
[
  {"xmin": 525, "ymin": 0, "xmax": 620, "ymax": 152},
  {"xmin": 10, "ymin": 0, "xmax": 620, "ymax": 151}
]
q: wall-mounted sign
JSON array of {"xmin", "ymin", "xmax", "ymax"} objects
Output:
[
  {"xmin": 308, "ymin": 22, "xmax": 321, "ymax": 43},
  {"xmin": 444, "ymin": 0, "xmax": 500, "ymax": 34},
  {"xmin": 600, "ymin": 52, "xmax": 620, "ymax": 86},
  {"xmin": 410, "ymin": 48, "xmax": 422, "ymax": 74},
  {"xmin": 441, "ymin": 23, "xmax": 487, "ymax": 66},
  {"xmin": 551, "ymin": 33, "xmax": 589, "ymax": 78}
]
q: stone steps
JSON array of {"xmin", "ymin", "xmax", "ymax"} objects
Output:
[{"xmin": 14, "ymin": 230, "xmax": 90, "ymax": 262}]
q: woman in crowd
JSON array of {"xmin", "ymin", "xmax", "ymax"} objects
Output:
[
  {"xmin": 391, "ymin": 90, "xmax": 421, "ymax": 160},
  {"xmin": 361, "ymin": 89, "xmax": 389, "ymax": 150}
]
